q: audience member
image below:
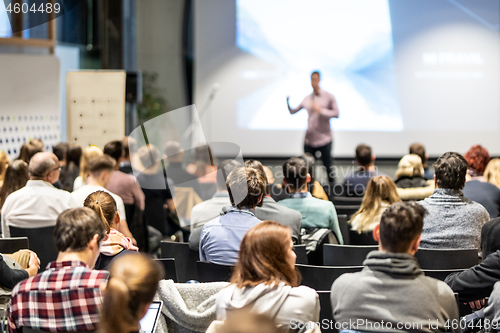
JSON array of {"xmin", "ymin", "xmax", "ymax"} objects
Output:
[
  {"xmin": 216, "ymin": 221, "xmax": 319, "ymax": 326},
  {"xmin": 0, "ymin": 160, "xmax": 29, "ymax": 211},
  {"xmin": 73, "ymin": 145, "xmax": 103, "ymax": 191},
  {"xmin": 61, "ymin": 143, "xmax": 82, "ymax": 192},
  {"xmin": 343, "ymin": 144, "xmax": 385, "ymax": 197},
  {"xmin": 17, "ymin": 140, "xmax": 43, "ymax": 165},
  {"xmin": 100, "ymin": 253, "xmax": 163, "ymax": 333},
  {"xmin": 410, "ymin": 142, "xmax": 434, "ymax": 180},
  {"xmin": 394, "ymin": 154, "xmax": 428, "ymax": 188},
  {"xmin": 278, "ymin": 157, "xmax": 343, "ymax": 244},
  {"xmin": 419, "ymin": 152, "xmax": 489, "ymax": 251},
  {"xmin": 7, "ymin": 207, "xmax": 109, "ymax": 333},
  {"xmin": 1, "ymin": 152, "xmax": 77, "ymax": 237},
  {"xmin": 104, "ymin": 140, "xmax": 145, "ymax": 211},
  {"xmin": 462, "ymin": 145, "xmax": 500, "ymax": 218},
  {"xmin": 301, "ymin": 153, "xmax": 329, "ymax": 200},
  {"xmin": 119, "ymin": 136, "xmax": 136, "ymax": 174},
  {"xmin": 0, "ymin": 150, "xmax": 9, "ymax": 188},
  {"xmin": 71, "ymin": 155, "xmax": 135, "ymax": 243},
  {"xmin": 349, "ymin": 175, "xmax": 401, "ymax": 233},
  {"xmin": 200, "ymin": 167, "xmax": 264, "ymax": 264},
  {"xmin": 485, "ymin": 158, "xmax": 500, "ymax": 189},
  {"xmin": 216, "ymin": 309, "xmax": 282, "ymax": 333},
  {"xmin": 186, "ymin": 144, "xmax": 217, "ymax": 183},
  {"xmin": 165, "ymin": 141, "xmax": 201, "ymax": 191},
  {"xmin": 263, "ymin": 166, "xmax": 275, "ymax": 184},
  {"xmin": 331, "ymin": 202, "xmax": 459, "ymax": 333},
  {"xmin": 84, "ymin": 191, "xmax": 138, "ymax": 270},
  {"xmin": 0, "ymin": 249, "xmax": 39, "ymax": 290},
  {"xmin": 52, "ymin": 143, "xmax": 70, "ymax": 191}
]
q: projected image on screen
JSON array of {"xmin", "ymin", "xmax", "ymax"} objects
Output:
[{"xmin": 235, "ymin": 0, "xmax": 403, "ymax": 132}]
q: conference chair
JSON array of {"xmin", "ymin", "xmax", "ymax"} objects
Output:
[
  {"xmin": 422, "ymin": 268, "xmax": 465, "ymax": 281},
  {"xmin": 154, "ymin": 258, "xmax": 179, "ymax": 282},
  {"xmin": 10, "ymin": 226, "xmax": 57, "ymax": 271},
  {"xmin": 332, "ymin": 196, "xmax": 363, "ymax": 206},
  {"xmin": 296, "ymin": 264, "xmax": 363, "ymax": 291},
  {"xmin": 349, "ymin": 230, "xmax": 378, "ymax": 245},
  {"xmin": 0, "ymin": 237, "xmax": 29, "ymax": 254},
  {"xmin": 415, "ymin": 248, "xmax": 478, "ymax": 270},
  {"xmin": 293, "ymin": 244, "xmax": 308, "ymax": 264},
  {"xmin": 196, "ymin": 261, "xmax": 233, "ymax": 282},
  {"xmin": 160, "ymin": 241, "xmax": 199, "ymax": 282},
  {"xmin": 337, "ymin": 214, "xmax": 350, "ymax": 245},
  {"xmin": 335, "ymin": 205, "xmax": 361, "ymax": 219},
  {"xmin": 317, "ymin": 291, "xmax": 335, "ymax": 333},
  {"xmin": 323, "ymin": 244, "xmax": 378, "ymax": 266},
  {"xmin": 124, "ymin": 203, "xmax": 148, "ymax": 252}
]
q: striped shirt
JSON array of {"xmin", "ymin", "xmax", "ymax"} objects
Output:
[{"xmin": 7, "ymin": 261, "xmax": 109, "ymax": 333}]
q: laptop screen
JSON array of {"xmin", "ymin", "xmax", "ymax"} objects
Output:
[{"xmin": 140, "ymin": 301, "xmax": 163, "ymax": 333}]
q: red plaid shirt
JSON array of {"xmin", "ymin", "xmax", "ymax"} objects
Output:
[{"xmin": 7, "ymin": 261, "xmax": 109, "ymax": 333}]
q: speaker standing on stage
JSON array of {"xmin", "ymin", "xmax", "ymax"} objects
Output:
[{"xmin": 286, "ymin": 71, "xmax": 339, "ymax": 184}]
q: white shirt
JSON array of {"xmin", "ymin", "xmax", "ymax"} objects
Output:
[
  {"xmin": 190, "ymin": 192, "xmax": 231, "ymax": 229},
  {"xmin": 70, "ymin": 185, "xmax": 127, "ymax": 222},
  {"xmin": 1, "ymin": 180, "xmax": 78, "ymax": 237}
]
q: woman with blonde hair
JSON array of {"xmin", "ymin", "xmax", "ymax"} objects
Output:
[
  {"xmin": 216, "ymin": 221, "xmax": 319, "ymax": 326},
  {"xmin": 485, "ymin": 159, "xmax": 500, "ymax": 189},
  {"xmin": 100, "ymin": 253, "xmax": 164, "ymax": 333},
  {"xmin": 349, "ymin": 175, "xmax": 401, "ymax": 233},
  {"xmin": 73, "ymin": 145, "xmax": 103, "ymax": 191},
  {"xmin": 394, "ymin": 154, "xmax": 428, "ymax": 188},
  {"xmin": 0, "ymin": 151, "xmax": 9, "ymax": 188}
]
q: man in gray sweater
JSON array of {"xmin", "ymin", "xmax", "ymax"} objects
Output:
[
  {"xmin": 419, "ymin": 152, "xmax": 489, "ymax": 251},
  {"xmin": 331, "ymin": 202, "xmax": 459, "ymax": 333}
]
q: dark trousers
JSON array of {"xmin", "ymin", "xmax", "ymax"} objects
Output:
[{"xmin": 304, "ymin": 141, "xmax": 334, "ymax": 184}]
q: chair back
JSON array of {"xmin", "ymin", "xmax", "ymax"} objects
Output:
[
  {"xmin": 323, "ymin": 244, "xmax": 378, "ymax": 266},
  {"xmin": 296, "ymin": 264, "xmax": 363, "ymax": 291},
  {"xmin": 293, "ymin": 245, "xmax": 308, "ymax": 264},
  {"xmin": 337, "ymin": 214, "xmax": 350, "ymax": 245},
  {"xmin": 144, "ymin": 196, "xmax": 168, "ymax": 235},
  {"xmin": 124, "ymin": 204, "xmax": 148, "ymax": 252},
  {"xmin": 10, "ymin": 226, "xmax": 57, "ymax": 271},
  {"xmin": 335, "ymin": 205, "xmax": 360, "ymax": 219},
  {"xmin": 196, "ymin": 261, "xmax": 233, "ymax": 282},
  {"xmin": 415, "ymin": 248, "xmax": 478, "ymax": 270},
  {"xmin": 154, "ymin": 258, "xmax": 179, "ymax": 282},
  {"xmin": 317, "ymin": 291, "xmax": 335, "ymax": 333},
  {"xmin": 348, "ymin": 230, "xmax": 378, "ymax": 245},
  {"xmin": 422, "ymin": 268, "xmax": 465, "ymax": 281},
  {"xmin": 160, "ymin": 241, "xmax": 199, "ymax": 282},
  {"xmin": 332, "ymin": 196, "xmax": 363, "ymax": 206},
  {"xmin": 0, "ymin": 237, "xmax": 29, "ymax": 254}
]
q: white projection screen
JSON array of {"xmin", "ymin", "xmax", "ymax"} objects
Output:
[{"xmin": 194, "ymin": 0, "xmax": 500, "ymax": 157}]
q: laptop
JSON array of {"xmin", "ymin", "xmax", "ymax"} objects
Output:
[{"xmin": 140, "ymin": 301, "xmax": 163, "ymax": 333}]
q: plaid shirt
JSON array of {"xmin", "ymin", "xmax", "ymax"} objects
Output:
[{"xmin": 7, "ymin": 261, "xmax": 109, "ymax": 333}]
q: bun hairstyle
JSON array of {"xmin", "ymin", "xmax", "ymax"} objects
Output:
[
  {"xmin": 100, "ymin": 253, "xmax": 164, "ymax": 333},
  {"xmin": 83, "ymin": 191, "xmax": 117, "ymax": 234}
]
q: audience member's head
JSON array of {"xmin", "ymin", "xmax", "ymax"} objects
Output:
[
  {"xmin": 395, "ymin": 154, "xmax": 424, "ymax": 179},
  {"xmin": 433, "ymin": 152, "xmax": 467, "ymax": 190},
  {"xmin": 0, "ymin": 151, "xmax": 9, "ymax": 182},
  {"xmin": 164, "ymin": 141, "xmax": 184, "ymax": 163},
  {"xmin": 216, "ymin": 159, "xmax": 242, "ymax": 191},
  {"xmin": 355, "ymin": 144, "xmax": 373, "ymax": 167},
  {"xmin": 409, "ymin": 143, "xmax": 428, "ymax": 167},
  {"xmin": 30, "ymin": 138, "xmax": 44, "ymax": 151},
  {"xmin": 464, "ymin": 144, "xmax": 490, "ymax": 177},
  {"xmin": 53, "ymin": 143, "xmax": 69, "ymax": 165},
  {"xmin": 282, "ymin": 157, "xmax": 309, "ymax": 192},
  {"xmin": 122, "ymin": 136, "xmax": 136, "ymax": 162},
  {"xmin": 28, "ymin": 152, "xmax": 60, "ymax": 184},
  {"xmin": 18, "ymin": 141, "xmax": 44, "ymax": 165},
  {"xmin": 87, "ymin": 155, "xmax": 115, "ymax": 187},
  {"xmin": 301, "ymin": 153, "xmax": 316, "ymax": 186},
  {"xmin": 226, "ymin": 167, "xmax": 266, "ymax": 209},
  {"xmin": 67, "ymin": 144, "xmax": 82, "ymax": 168},
  {"xmin": 104, "ymin": 140, "xmax": 124, "ymax": 167},
  {"xmin": 263, "ymin": 166, "xmax": 275, "ymax": 185},
  {"xmin": 374, "ymin": 202, "xmax": 427, "ymax": 254},
  {"xmin": 54, "ymin": 207, "xmax": 106, "ymax": 267},
  {"xmin": 219, "ymin": 309, "xmax": 281, "ymax": 333},
  {"xmin": 231, "ymin": 221, "xmax": 298, "ymax": 288},
  {"xmin": 350, "ymin": 176, "xmax": 401, "ymax": 231},
  {"xmin": 137, "ymin": 144, "xmax": 161, "ymax": 170},
  {"xmin": 245, "ymin": 159, "xmax": 269, "ymax": 195},
  {"xmin": 100, "ymin": 254, "xmax": 164, "ymax": 333},
  {"xmin": 191, "ymin": 144, "xmax": 216, "ymax": 177},
  {"xmin": 80, "ymin": 146, "xmax": 103, "ymax": 183},
  {"xmin": 84, "ymin": 191, "xmax": 119, "ymax": 234},
  {"xmin": 0, "ymin": 160, "xmax": 29, "ymax": 209},
  {"xmin": 485, "ymin": 158, "xmax": 500, "ymax": 190}
]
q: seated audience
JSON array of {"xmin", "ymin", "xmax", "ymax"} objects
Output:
[
  {"xmin": 343, "ymin": 144, "xmax": 386, "ymax": 197},
  {"xmin": 0, "ymin": 150, "xmax": 9, "ymax": 188},
  {"xmin": 0, "ymin": 250, "xmax": 39, "ymax": 290},
  {"xmin": 419, "ymin": 152, "xmax": 489, "ymax": 251},
  {"xmin": 200, "ymin": 167, "xmax": 264, "ymax": 264},
  {"xmin": 73, "ymin": 145, "xmax": 103, "ymax": 191},
  {"xmin": 165, "ymin": 141, "xmax": 201, "ymax": 191},
  {"xmin": 100, "ymin": 253, "xmax": 163, "ymax": 333},
  {"xmin": 7, "ymin": 207, "xmax": 109, "ymax": 333},
  {"xmin": 216, "ymin": 309, "xmax": 282, "ymax": 333},
  {"xmin": 216, "ymin": 221, "xmax": 319, "ymax": 326},
  {"xmin": 331, "ymin": 202, "xmax": 459, "ymax": 333},
  {"xmin": 301, "ymin": 153, "xmax": 329, "ymax": 200},
  {"xmin": 0, "ymin": 160, "xmax": 29, "ymax": 211},
  {"xmin": 462, "ymin": 145, "xmax": 500, "ymax": 218},
  {"xmin": 394, "ymin": 154, "xmax": 428, "ymax": 188},
  {"xmin": 349, "ymin": 175, "xmax": 401, "ymax": 233},
  {"xmin": 71, "ymin": 155, "xmax": 135, "ymax": 243},
  {"xmin": 485, "ymin": 158, "xmax": 500, "ymax": 189},
  {"xmin": 60, "ymin": 143, "xmax": 82, "ymax": 192},
  {"xmin": 263, "ymin": 165, "xmax": 275, "ymax": 185},
  {"xmin": 104, "ymin": 140, "xmax": 145, "ymax": 211},
  {"xmin": 278, "ymin": 157, "xmax": 343, "ymax": 244},
  {"xmin": 1, "ymin": 152, "xmax": 77, "ymax": 237},
  {"xmin": 119, "ymin": 136, "xmax": 135, "ymax": 174},
  {"xmin": 186, "ymin": 144, "xmax": 217, "ymax": 184},
  {"xmin": 410, "ymin": 142, "xmax": 434, "ymax": 180},
  {"xmin": 17, "ymin": 140, "xmax": 43, "ymax": 165},
  {"xmin": 84, "ymin": 191, "xmax": 138, "ymax": 270},
  {"xmin": 52, "ymin": 142, "xmax": 70, "ymax": 191}
]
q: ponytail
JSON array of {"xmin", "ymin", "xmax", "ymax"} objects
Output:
[
  {"xmin": 100, "ymin": 277, "xmax": 132, "ymax": 333},
  {"xmin": 83, "ymin": 191, "xmax": 117, "ymax": 234},
  {"xmin": 96, "ymin": 204, "xmax": 111, "ymax": 233}
]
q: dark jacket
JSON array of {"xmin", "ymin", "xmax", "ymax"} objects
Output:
[{"xmin": 395, "ymin": 176, "xmax": 428, "ymax": 189}]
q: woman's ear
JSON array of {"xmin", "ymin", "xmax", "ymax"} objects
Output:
[{"xmin": 115, "ymin": 212, "xmax": 120, "ymax": 227}]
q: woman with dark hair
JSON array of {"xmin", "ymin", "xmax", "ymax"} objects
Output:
[
  {"xmin": 0, "ymin": 160, "xmax": 29, "ymax": 210},
  {"xmin": 216, "ymin": 221, "xmax": 319, "ymax": 326},
  {"xmin": 60, "ymin": 143, "xmax": 82, "ymax": 192},
  {"xmin": 462, "ymin": 145, "xmax": 500, "ymax": 218}
]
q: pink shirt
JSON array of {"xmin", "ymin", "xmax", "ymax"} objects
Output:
[
  {"xmin": 289, "ymin": 88, "xmax": 339, "ymax": 147},
  {"xmin": 106, "ymin": 171, "xmax": 145, "ymax": 211}
]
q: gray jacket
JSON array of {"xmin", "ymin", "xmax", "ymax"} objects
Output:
[{"xmin": 331, "ymin": 251, "xmax": 460, "ymax": 333}]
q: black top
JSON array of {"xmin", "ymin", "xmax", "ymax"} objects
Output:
[
  {"xmin": 463, "ymin": 180, "xmax": 500, "ymax": 218},
  {"xmin": 137, "ymin": 170, "xmax": 174, "ymax": 200},
  {"xmin": 0, "ymin": 254, "xmax": 29, "ymax": 289},
  {"xmin": 394, "ymin": 175, "xmax": 428, "ymax": 189}
]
